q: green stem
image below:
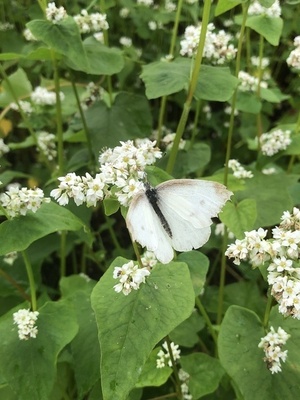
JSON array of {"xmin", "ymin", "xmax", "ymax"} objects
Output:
[
  {"xmin": 156, "ymin": 0, "xmax": 184, "ymax": 146},
  {"xmin": 22, "ymin": 251, "xmax": 37, "ymax": 311},
  {"xmin": 195, "ymin": 296, "xmax": 218, "ymax": 347},
  {"xmin": 166, "ymin": 336, "xmax": 182, "ymax": 398},
  {"xmin": 60, "ymin": 231, "xmax": 67, "ymax": 277},
  {"xmin": 166, "ymin": 0, "xmax": 212, "ymax": 174},
  {"xmin": 223, "ymin": 2, "xmax": 249, "ymax": 186},
  {"xmin": 52, "ymin": 52, "xmax": 64, "ymax": 175},
  {"xmin": 287, "ymin": 109, "xmax": 300, "ymax": 172},
  {"xmin": 263, "ymin": 291, "xmax": 273, "ymax": 329},
  {"xmin": 256, "ymin": 35, "xmax": 264, "ymax": 141},
  {"xmin": 217, "ymin": 229, "xmax": 228, "ymax": 325},
  {"xmin": 70, "ymin": 74, "xmax": 95, "ymax": 169}
]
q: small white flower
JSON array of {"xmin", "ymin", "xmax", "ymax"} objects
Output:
[
  {"xmin": 45, "ymin": 2, "xmax": 67, "ymax": 24},
  {"xmin": 258, "ymin": 326, "xmax": 289, "ymax": 374},
  {"xmin": 13, "ymin": 309, "xmax": 39, "ymax": 340},
  {"xmin": 156, "ymin": 341, "xmax": 181, "ymax": 368},
  {"xmin": 113, "ymin": 260, "xmax": 150, "ymax": 295}
]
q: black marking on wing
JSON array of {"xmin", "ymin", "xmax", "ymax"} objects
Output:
[{"xmin": 145, "ymin": 183, "xmax": 173, "ymax": 238}]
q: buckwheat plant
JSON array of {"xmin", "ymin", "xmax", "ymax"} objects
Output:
[
  {"xmin": 287, "ymin": 36, "xmax": 300, "ymax": 71},
  {"xmin": 45, "ymin": 2, "xmax": 67, "ymax": 24},
  {"xmin": 0, "ymin": 184, "xmax": 50, "ymax": 218},
  {"xmin": 260, "ymin": 129, "xmax": 292, "ymax": 156},
  {"xmin": 113, "ymin": 260, "xmax": 150, "ymax": 296},
  {"xmin": 180, "ymin": 22, "xmax": 237, "ymax": 64},
  {"xmin": 258, "ymin": 326, "xmax": 290, "ymax": 374},
  {"xmin": 13, "ymin": 309, "xmax": 39, "ymax": 341},
  {"xmin": 156, "ymin": 341, "xmax": 181, "ymax": 368},
  {"xmin": 225, "ymin": 207, "xmax": 300, "ymax": 320},
  {"xmin": 228, "ymin": 159, "xmax": 254, "ymax": 179}
]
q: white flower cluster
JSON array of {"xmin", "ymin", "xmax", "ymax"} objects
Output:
[
  {"xmin": 119, "ymin": 8, "xmax": 130, "ymax": 18},
  {"xmin": 0, "ymin": 22, "xmax": 14, "ymax": 31},
  {"xmin": 50, "ymin": 172, "xmax": 105, "ymax": 207},
  {"xmin": 248, "ymin": 0, "xmax": 281, "ymax": 17},
  {"xmin": 51, "ymin": 140, "xmax": 162, "ymax": 208},
  {"xmin": 23, "ymin": 28, "xmax": 37, "ymax": 41},
  {"xmin": 119, "ymin": 36, "xmax": 132, "ymax": 47},
  {"xmin": 156, "ymin": 341, "xmax": 181, "ymax": 368},
  {"xmin": 73, "ymin": 10, "xmax": 109, "ymax": 34},
  {"xmin": 258, "ymin": 326, "xmax": 290, "ymax": 374},
  {"xmin": 226, "ymin": 208, "xmax": 300, "ymax": 320},
  {"xmin": 238, "ymin": 71, "xmax": 268, "ymax": 92},
  {"xmin": 113, "ymin": 260, "xmax": 150, "ymax": 295},
  {"xmin": 287, "ymin": 36, "xmax": 300, "ymax": 71},
  {"xmin": 165, "ymin": 0, "xmax": 176, "ymax": 12},
  {"xmin": 10, "ymin": 100, "xmax": 33, "ymax": 114},
  {"xmin": 137, "ymin": 0, "xmax": 154, "ymax": 6},
  {"xmin": 141, "ymin": 250, "xmax": 158, "ymax": 268},
  {"xmin": 228, "ymin": 159, "xmax": 253, "ymax": 179},
  {"xmin": 260, "ymin": 129, "xmax": 292, "ymax": 156},
  {"xmin": 0, "ymin": 138, "xmax": 10, "ymax": 157},
  {"xmin": 13, "ymin": 309, "xmax": 39, "ymax": 340},
  {"xmin": 178, "ymin": 369, "xmax": 192, "ymax": 400},
  {"xmin": 31, "ymin": 86, "xmax": 65, "ymax": 106},
  {"xmin": 3, "ymin": 251, "xmax": 18, "ymax": 266},
  {"xmin": 99, "ymin": 139, "xmax": 162, "ymax": 206},
  {"xmin": 185, "ymin": 0, "xmax": 198, "ymax": 3},
  {"xmin": 45, "ymin": 2, "xmax": 67, "ymax": 24},
  {"xmin": 0, "ymin": 184, "xmax": 50, "ymax": 218},
  {"xmin": 215, "ymin": 222, "xmax": 235, "ymax": 239},
  {"xmin": 251, "ymin": 56, "xmax": 270, "ymax": 69},
  {"xmin": 161, "ymin": 132, "xmax": 186, "ymax": 151},
  {"xmin": 37, "ymin": 131, "xmax": 57, "ymax": 161},
  {"xmin": 180, "ymin": 22, "xmax": 237, "ymax": 64}
]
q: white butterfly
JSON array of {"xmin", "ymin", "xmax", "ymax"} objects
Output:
[{"xmin": 126, "ymin": 179, "xmax": 232, "ymax": 264}]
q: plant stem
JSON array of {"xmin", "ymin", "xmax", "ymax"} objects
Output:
[
  {"xmin": 166, "ymin": 336, "xmax": 182, "ymax": 398},
  {"xmin": 0, "ymin": 268, "xmax": 31, "ymax": 302},
  {"xmin": 195, "ymin": 296, "xmax": 218, "ymax": 347},
  {"xmin": 60, "ymin": 231, "xmax": 67, "ymax": 277},
  {"xmin": 22, "ymin": 251, "xmax": 37, "ymax": 311},
  {"xmin": 166, "ymin": 0, "xmax": 212, "ymax": 174},
  {"xmin": 263, "ymin": 291, "xmax": 273, "ymax": 329},
  {"xmin": 69, "ymin": 73, "xmax": 95, "ymax": 169},
  {"xmin": 156, "ymin": 0, "xmax": 184, "ymax": 146},
  {"xmin": 52, "ymin": 52, "xmax": 64, "ymax": 175}
]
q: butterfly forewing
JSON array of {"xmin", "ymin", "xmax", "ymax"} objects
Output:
[{"xmin": 126, "ymin": 191, "xmax": 174, "ymax": 263}]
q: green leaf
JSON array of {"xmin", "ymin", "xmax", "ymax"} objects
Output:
[
  {"xmin": 181, "ymin": 353, "xmax": 225, "ymax": 398},
  {"xmin": 27, "ymin": 17, "xmax": 88, "ymax": 72},
  {"xmin": 215, "ymin": 0, "xmax": 242, "ymax": 16},
  {"xmin": 103, "ymin": 198, "xmax": 120, "ymax": 216},
  {"xmin": 194, "ymin": 65, "xmax": 239, "ymax": 102},
  {"xmin": 220, "ymin": 198, "xmax": 257, "ymax": 239},
  {"xmin": 141, "ymin": 58, "xmax": 190, "ymax": 99},
  {"xmin": 0, "ymin": 300, "xmax": 78, "ymax": 400},
  {"xmin": 245, "ymin": 16, "xmax": 283, "ymax": 46},
  {"xmin": 141, "ymin": 58, "xmax": 238, "ymax": 101},
  {"xmin": 218, "ymin": 305, "xmax": 300, "ymax": 400},
  {"xmin": 91, "ymin": 258, "xmax": 195, "ymax": 400},
  {"xmin": 85, "ymin": 92, "xmax": 152, "ymax": 156},
  {"xmin": 0, "ymin": 53, "xmax": 22, "ymax": 60},
  {"xmin": 135, "ymin": 348, "xmax": 172, "ymax": 388},
  {"xmin": 0, "ymin": 68, "xmax": 32, "ymax": 107},
  {"xmin": 260, "ymin": 87, "xmax": 290, "ymax": 103},
  {"xmin": 284, "ymin": 135, "xmax": 300, "ymax": 155},
  {"xmin": 235, "ymin": 172, "xmax": 298, "ymax": 228},
  {"xmin": 158, "ymin": 143, "xmax": 211, "ymax": 177},
  {"xmin": 170, "ymin": 310, "xmax": 205, "ymax": 347},
  {"xmin": 235, "ymin": 91, "xmax": 262, "ymax": 114},
  {"xmin": 0, "ymin": 201, "xmax": 85, "ymax": 255},
  {"xmin": 60, "ymin": 276, "xmax": 100, "ymax": 399},
  {"xmin": 177, "ymin": 251, "xmax": 209, "ymax": 296},
  {"xmin": 80, "ymin": 40, "xmax": 124, "ymax": 75}
]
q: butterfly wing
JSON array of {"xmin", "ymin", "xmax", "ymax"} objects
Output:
[
  {"xmin": 157, "ymin": 179, "xmax": 232, "ymax": 252},
  {"xmin": 126, "ymin": 190, "xmax": 174, "ymax": 263}
]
